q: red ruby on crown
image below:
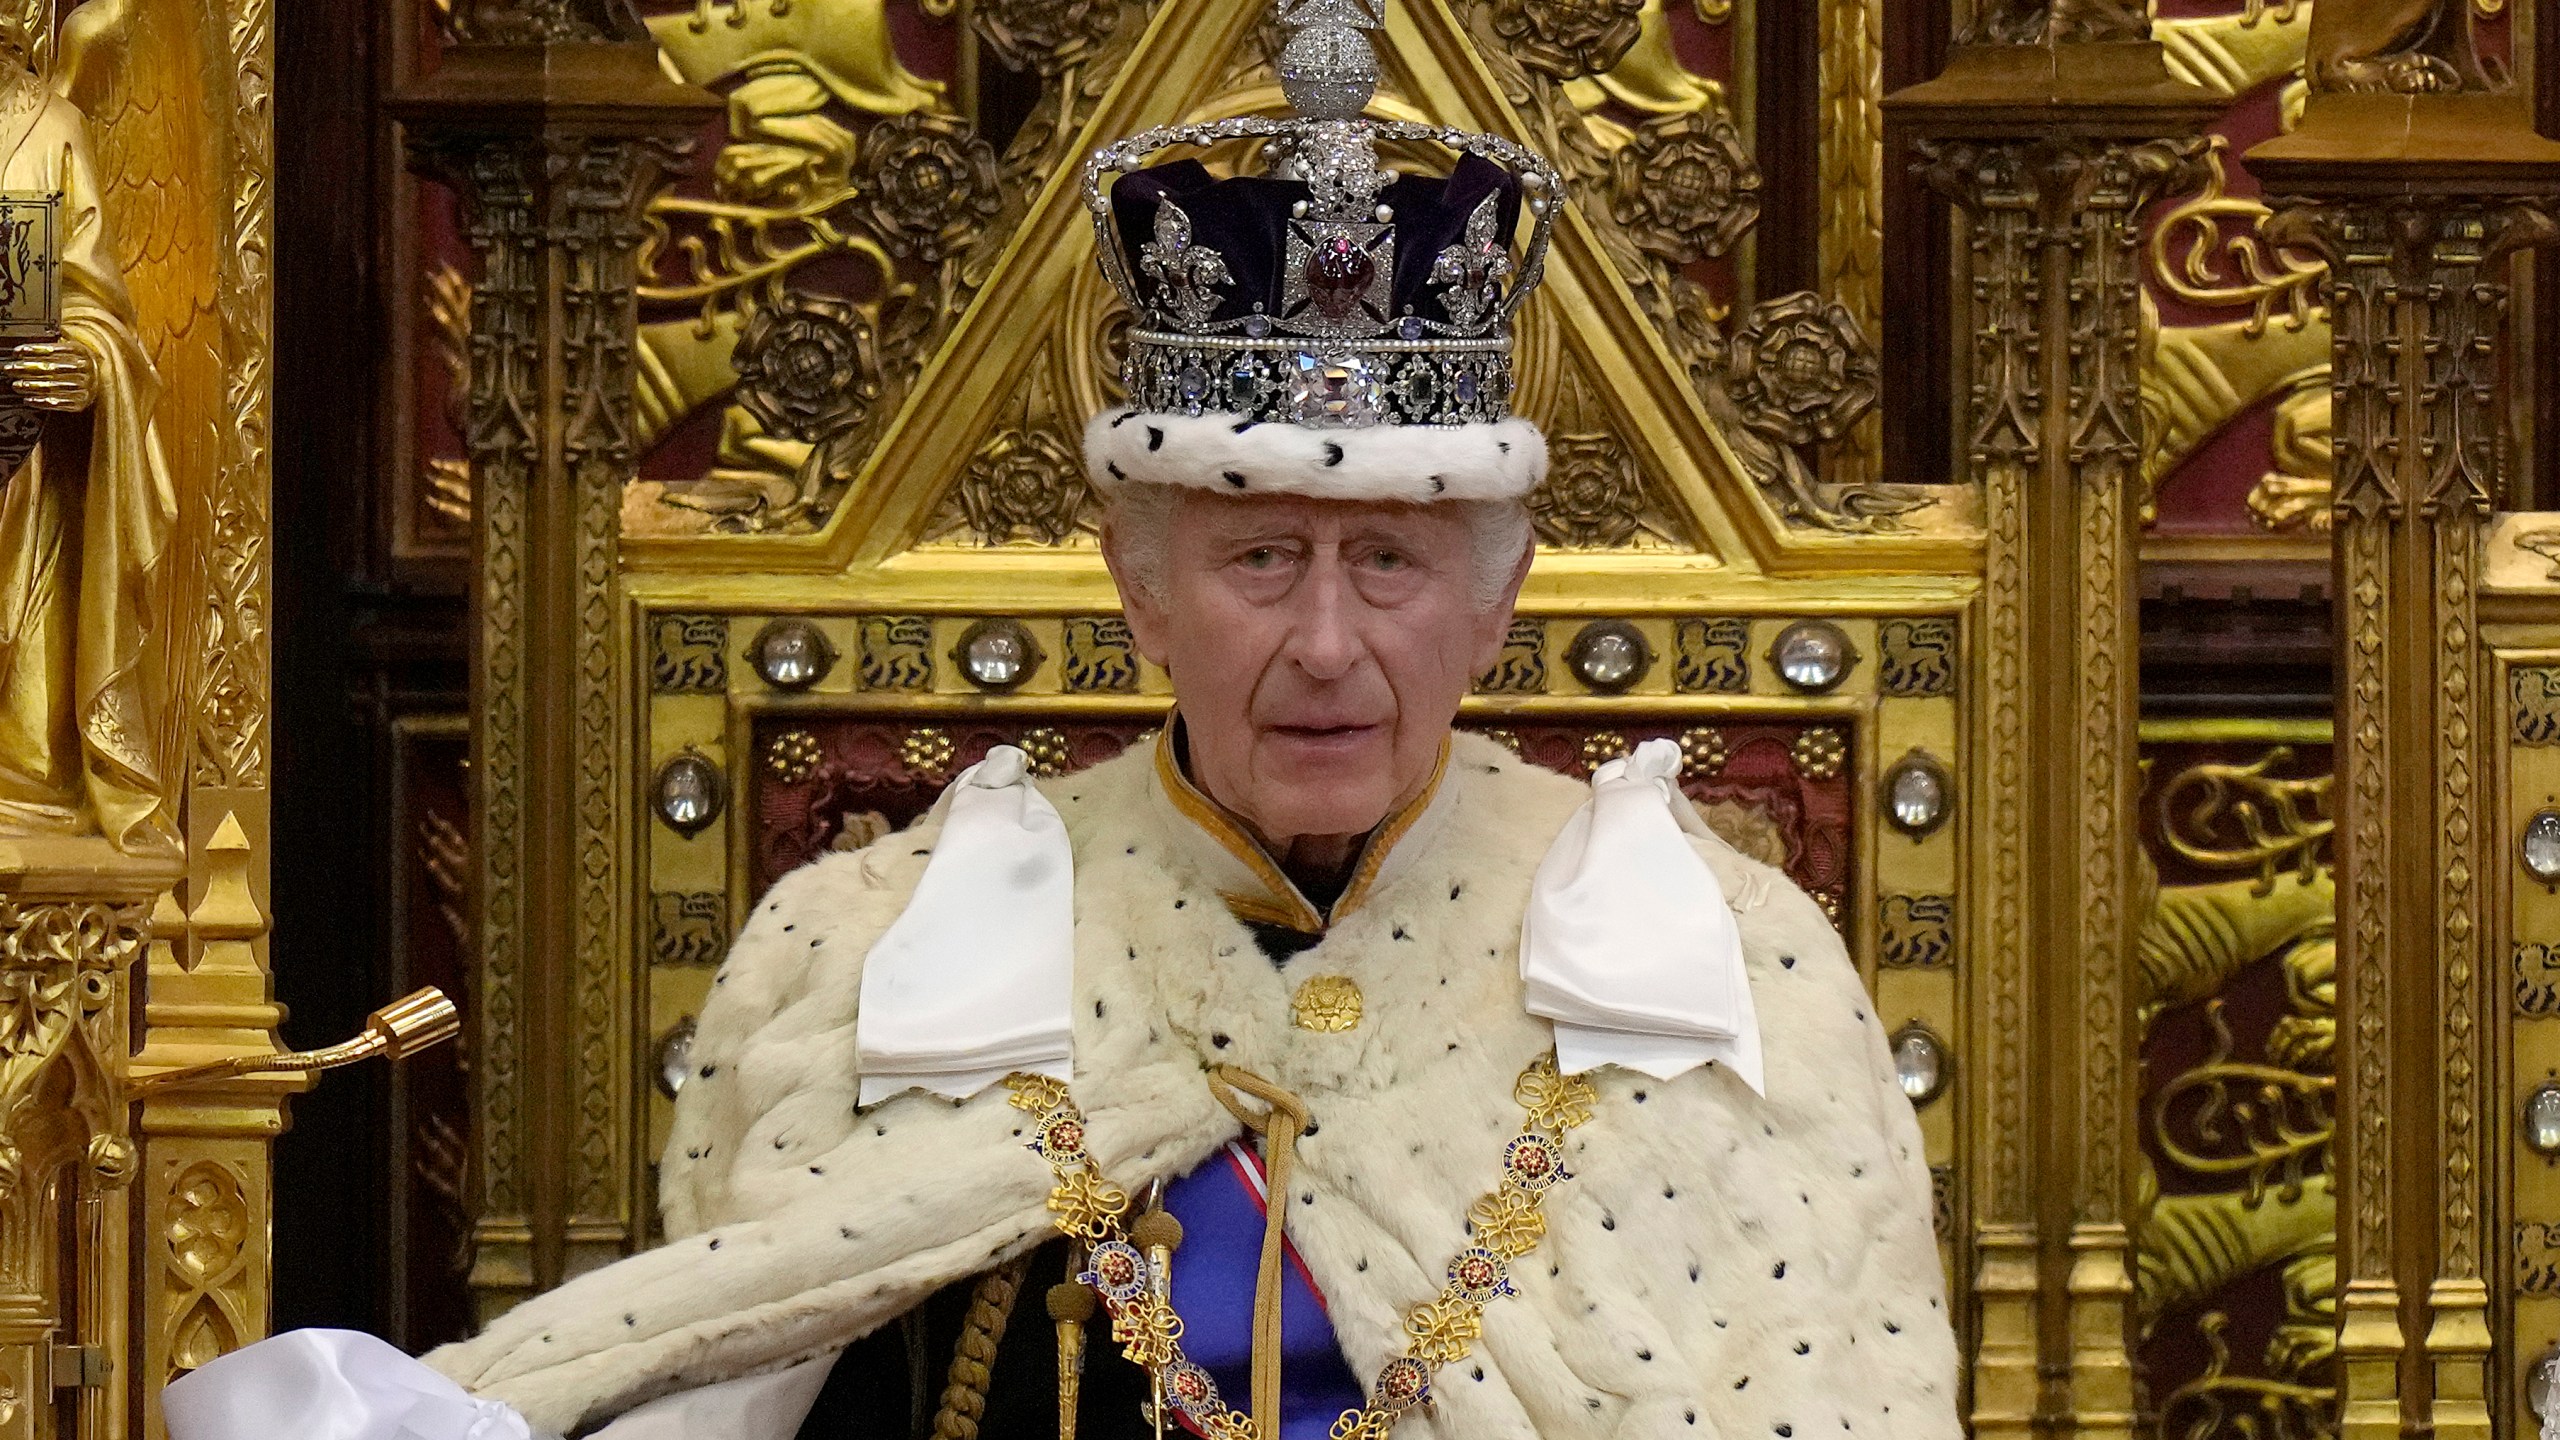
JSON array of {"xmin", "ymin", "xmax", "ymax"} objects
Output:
[{"xmin": 1305, "ymin": 234, "xmax": 1373, "ymax": 319}]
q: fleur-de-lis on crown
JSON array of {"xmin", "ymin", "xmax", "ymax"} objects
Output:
[
  {"xmin": 1138, "ymin": 202, "xmax": 1232, "ymax": 330},
  {"xmin": 1431, "ymin": 194, "xmax": 1513, "ymax": 335}
]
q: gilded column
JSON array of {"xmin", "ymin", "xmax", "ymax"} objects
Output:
[
  {"xmin": 2255, "ymin": 45, "xmax": 2560, "ymax": 1436},
  {"xmin": 1891, "ymin": 20, "xmax": 2213, "ymax": 1440},
  {"xmin": 397, "ymin": 28, "xmax": 715, "ymax": 1319}
]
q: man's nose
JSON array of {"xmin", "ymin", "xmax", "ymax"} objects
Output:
[{"xmin": 1283, "ymin": 551, "xmax": 1366, "ymax": 681}]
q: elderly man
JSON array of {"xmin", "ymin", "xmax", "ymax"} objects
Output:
[{"xmin": 166, "ymin": 4, "xmax": 1956, "ymax": 1437}]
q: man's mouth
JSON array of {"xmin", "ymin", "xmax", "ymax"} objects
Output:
[{"xmin": 1268, "ymin": 722, "xmax": 1382, "ymax": 743}]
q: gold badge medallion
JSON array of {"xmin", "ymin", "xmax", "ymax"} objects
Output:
[{"xmin": 1290, "ymin": 974, "xmax": 1363, "ymax": 1033}]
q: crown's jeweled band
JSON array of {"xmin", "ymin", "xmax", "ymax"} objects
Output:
[{"xmin": 1125, "ymin": 336, "xmax": 1514, "ymax": 429}]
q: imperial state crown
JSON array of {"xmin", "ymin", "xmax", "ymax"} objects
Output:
[{"xmin": 1079, "ymin": 0, "xmax": 1558, "ymax": 503}]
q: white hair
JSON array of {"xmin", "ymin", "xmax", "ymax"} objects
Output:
[{"xmin": 1104, "ymin": 482, "xmax": 1532, "ymax": 611}]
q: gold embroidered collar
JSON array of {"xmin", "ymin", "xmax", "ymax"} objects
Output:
[{"xmin": 1147, "ymin": 717, "xmax": 1454, "ymax": 936}]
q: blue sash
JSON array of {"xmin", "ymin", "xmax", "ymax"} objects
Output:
[{"xmin": 1160, "ymin": 1142, "xmax": 1367, "ymax": 1439}]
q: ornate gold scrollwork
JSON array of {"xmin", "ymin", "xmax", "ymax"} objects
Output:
[
  {"xmin": 2134, "ymin": 742, "xmax": 2339, "ymax": 1428},
  {"xmin": 1482, "ymin": 0, "xmax": 1647, "ymax": 82},
  {"xmin": 1606, "ymin": 106, "xmax": 1758, "ymax": 264},
  {"xmin": 1479, "ymin": 0, "xmax": 1922, "ymax": 533},
  {"xmin": 1959, "ymin": 0, "xmax": 2151, "ymax": 46},
  {"xmin": 2306, "ymin": 0, "xmax": 2495, "ymax": 93},
  {"xmin": 164, "ymin": 1159, "xmax": 251, "ymax": 1372},
  {"xmin": 2153, "ymin": 1310, "xmax": 2338, "ymax": 1440},
  {"xmin": 2151, "ymin": 1001, "xmax": 2333, "ymax": 1205},
  {"xmin": 2149, "ymin": 141, "xmax": 2326, "ymax": 338},
  {"xmin": 424, "ymin": 262, "xmax": 473, "ymax": 529},
  {"xmin": 2156, "ymin": 746, "xmax": 2334, "ymax": 895},
  {"xmin": 0, "ymin": 896, "xmax": 145, "ymax": 1194},
  {"xmin": 1706, "ymin": 292, "xmax": 1913, "ymax": 532},
  {"xmin": 623, "ymin": 0, "xmax": 1175, "ymax": 536}
]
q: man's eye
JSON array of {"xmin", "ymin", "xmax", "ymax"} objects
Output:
[
  {"xmin": 1241, "ymin": 546, "xmax": 1283, "ymax": 568},
  {"xmin": 1365, "ymin": 549, "xmax": 1408, "ymax": 572}
]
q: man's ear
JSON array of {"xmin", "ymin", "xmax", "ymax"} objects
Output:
[
  {"xmin": 1468, "ymin": 533, "xmax": 1536, "ymax": 674},
  {"xmin": 1100, "ymin": 512, "xmax": 1174, "ymax": 667}
]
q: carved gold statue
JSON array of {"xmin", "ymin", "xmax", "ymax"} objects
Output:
[{"xmin": 0, "ymin": 8, "xmax": 181, "ymax": 855}]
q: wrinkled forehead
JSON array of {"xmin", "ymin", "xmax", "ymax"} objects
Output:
[{"xmin": 1165, "ymin": 488, "xmax": 1475, "ymax": 545}]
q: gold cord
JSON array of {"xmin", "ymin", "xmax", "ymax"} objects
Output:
[
  {"xmin": 929, "ymin": 1254, "xmax": 1030, "ymax": 1440},
  {"xmin": 1205, "ymin": 1065, "xmax": 1314, "ymax": 1440}
]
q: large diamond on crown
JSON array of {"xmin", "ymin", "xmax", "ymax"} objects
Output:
[{"xmin": 1286, "ymin": 351, "xmax": 1386, "ymax": 428}]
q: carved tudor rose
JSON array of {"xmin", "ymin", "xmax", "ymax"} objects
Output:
[
  {"xmin": 1528, "ymin": 433, "xmax": 1649, "ymax": 549},
  {"xmin": 1724, "ymin": 293, "xmax": 1878, "ymax": 451},
  {"xmin": 952, "ymin": 425, "xmax": 1096, "ymax": 545},
  {"xmin": 853, "ymin": 112, "xmax": 1002, "ymax": 266},
  {"xmin": 732, "ymin": 295, "xmax": 885, "ymax": 443},
  {"xmin": 1610, "ymin": 107, "xmax": 1762, "ymax": 266},
  {"xmin": 1484, "ymin": 0, "xmax": 1646, "ymax": 80}
]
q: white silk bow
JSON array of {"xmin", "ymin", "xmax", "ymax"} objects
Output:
[
  {"xmin": 162, "ymin": 1328, "xmax": 837, "ymax": 1440},
  {"xmin": 855, "ymin": 744, "xmax": 1077, "ymax": 1105},
  {"xmin": 1521, "ymin": 737, "xmax": 1764, "ymax": 1094}
]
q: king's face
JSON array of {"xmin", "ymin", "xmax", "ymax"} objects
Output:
[{"xmin": 1117, "ymin": 491, "xmax": 1517, "ymax": 849}]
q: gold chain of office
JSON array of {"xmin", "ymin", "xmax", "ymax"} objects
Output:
[{"xmin": 1005, "ymin": 1054, "xmax": 1599, "ymax": 1440}]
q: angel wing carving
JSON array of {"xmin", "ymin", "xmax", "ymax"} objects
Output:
[{"xmin": 56, "ymin": 0, "xmax": 228, "ymax": 794}]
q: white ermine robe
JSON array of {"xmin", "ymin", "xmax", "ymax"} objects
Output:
[{"xmin": 426, "ymin": 733, "xmax": 1961, "ymax": 1438}]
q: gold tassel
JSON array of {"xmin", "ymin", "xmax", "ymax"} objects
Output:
[
  {"xmin": 1048, "ymin": 1248, "xmax": 1097, "ymax": 1440},
  {"xmin": 1132, "ymin": 1202, "xmax": 1186, "ymax": 1440}
]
